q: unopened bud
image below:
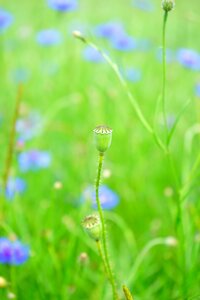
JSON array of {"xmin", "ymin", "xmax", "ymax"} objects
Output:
[
  {"xmin": 164, "ymin": 236, "xmax": 178, "ymax": 246},
  {"xmin": 73, "ymin": 31, "xmax": 86, "ymax": 43},
  {"xmin": 82, "ymin": 214, "xmax": 102, "ymax": 241},
  {"xmin": 93, "ymin": 125, "xmax": 112, "ymax": 153},
  {"xmin": 162, "ymin": 0, "xmax": 175, "ymax": 12}
]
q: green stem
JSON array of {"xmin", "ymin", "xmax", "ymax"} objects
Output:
[
  {"xmin": 3, "ymin": 84, "xmax": 23, "ymax": 192},
  {"xmin": 96, "ymin": 153, "xmax": 119, "ymax": 300},
  {"xmin": 96, "ymin": 240, "xmax": 110, "ymax": 279},
  {"xmin": 162, "ymin": 11, "xmax": 168, "ymax": 141}
]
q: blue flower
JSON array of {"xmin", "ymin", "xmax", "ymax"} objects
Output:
[
  {"xmin": 177, "ymin": 48, "xmax": 200, "ymax": 71},
  {"xmin": 94, "ymin": 22, "xmax": 124, "ymax": 40},
  {"xmin": 111, "ymin": 34, "xmax": 136, "ymax": 51},
  {"xmin": 82, "ymin": 185, "xmax": 120, "ymax": 210},
  {"xmin": 5, "ymin": 177, "xmax": 26, "ymax": 200},
  {"xmin": 47, "ymin": 0, "xmax": 78, "ymax": 12},
  {"xmin": 16, "ymin": 112, "xmax": 42, "ymax": 141},
  {"xmin": 18, "ymin": 150, "xmax": 51, "ymax": 172},
  {"xmin": 36, "ymin": 29, "xmax": 62, "ymax": 46},
  {"xmin": 132, "ymin": 0, "xmax": 154, "ymax": 12},
  {"xmin": 0, "ymin": 238, "xmax": 29, "ymax": 265},
  {"xmin": 124, "ymin": 67, "xmax": 142, "ymax": 83},
  {"xmin": 83, "ymin": 46, "xmax": 104, "ymax": 63},
  {"xmin": 195, "ymin": 84, "xmax": 200, "ymax": 98},
  {"xmin": 0, "ymin": 9, "xmax": 13, "ymax": 32}
]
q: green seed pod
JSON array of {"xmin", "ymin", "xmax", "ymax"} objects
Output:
[
  {"xmin": 82, "ymin": 214, "xmax": 102, "ymax": 241},
  {"xmin": 93, "ymin": 125, "xmax": 112, "ymax": 153},
  {"xmin": 161, "ymin": 0, "xmax": 175, "ymax": 12}
]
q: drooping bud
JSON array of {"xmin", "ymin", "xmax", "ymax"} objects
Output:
[
  {"xmin": 93, "ymin": 125, "xmax": 112, "ymax": 153},
  {"xmin": 72, "ymin": 30, "xmax": 86, "ymax": 43},
  {"xmin": 161, "ymin": 0, "xmax": 175, "ymax": 12},
  {"xmin": 82, "ymin": 214, "xmax": 102, "ymax": 241}
]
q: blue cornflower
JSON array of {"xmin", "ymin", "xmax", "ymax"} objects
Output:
[
  {"xmin": 177, "ymin": 48, "xmax": 200, "ymax": 71},
  {"xmin": 6, "ymin": 177, "xmax": 26, "ymax": 200},
  {"xmin": 132, "ymin": 0, "xmax": 154, "ymax": 12},
  {"xmin": 18, "ymin": 150, "xmax": 51, "ymax": 172},
  {"xmin": 36, "ymin": 29, "xmax": 62, "ymax": 46},
  {"xmin": 0, "ymin": 9, "xmax": 13, "ymax": 32},
  {"xmin": 82, "ymin": 185, "xmax": 119, "ymax": 210},
  {"xmin": 16, "ymin": 112, "xmax": 42, "ymax": 141},
  {"xmin": 47, "ymin": 0, "xmax": 78, "ymax": 12},
  {"xmin": 124, "ymin": 67, "xmax": 142, "ymax": 83},
  {"xmin": 195, "ymin": 84, "xmax": 200, "ymax": 98},
  {"xmin": 0, "ymin": 238, "xmax": 29, "ymax": 265},
  {"xmin": 83, "ymin": 46, "xmax": 104, "ymax": 63},
  {"xmin": 94, "ymin": 21, "xmax": 124, "ymax": 40},
  {"xmin": 111, "ymin": 34, "xmax": 136, "ymax": 51}
]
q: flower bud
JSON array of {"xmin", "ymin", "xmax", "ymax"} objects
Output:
[
  {"xmin": 93, "ymin": 125, "xmax": 112, "ymax": 153},
  {"xmin": 82, "ymin": 214, "xmax": 102, "ymax": 241},
  {"xmin": 162, "ymin": 0, "xmax": 175, "ymax": 12}
]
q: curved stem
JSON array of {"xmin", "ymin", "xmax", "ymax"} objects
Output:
[{"xmin": 96, "ymin": 153, "xmax": 119, "ymax": 300}]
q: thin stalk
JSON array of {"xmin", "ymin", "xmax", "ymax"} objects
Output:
[
  {"xmin": 96, "ymin": 240, "xmax": 110, "ymax": 279},
  {"xmin": 95, "ymin": 153, "xmax": 119, "ymax": 300},
  {"xmin": 2, "ymin": 83, "xmax": 23, "ymax": 193},
  {"xmin": 162, "ymin": 11, "xmax": 168, "ymax": 141},
  {"xmin": 123, "ymin": 285, "xmax": 134, "ymax": 300}
]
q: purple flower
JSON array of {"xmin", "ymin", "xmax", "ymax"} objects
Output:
[
  {"xmin": 0, "ymin": 238, "xmax": 29, "ymax": 265},
  {"xmin": 47, "ymin": 0, "xmax": 78, "ymax": 12},
  {"xmin": 132, "ymin": 0, "xmax": 154, "ymax": 12},
  {"xmin": 177, "ymin": 48, "xmax": 200, "ymax": 71},
  {"xmin": 94, "ymin": 22, "xmax": 124, "ymax": 40},
  {"xmin": 18, "ymin": 150, "xmax": 51, "ymax": 172},
  {"xmin": 82, "ymin": 185, "xmax": 120, "ymax": 210},
  {"xmin": 0, "ymin": 9, "xmax": 13, "ymax": 32},
  {"xmin": 16, "ymin": 112, "xmax": 42, "ymax": 141},
  {"xmin": 5, "ymin": 177, "xmax": 26, "ymax": 200},
  {"xmin": 111, "ymin": 34, "xmax": 136, "ymax": 51},
  {"xmin": 195, "ymin": 84, "xmax": 200, "ymax": 97},
  {"xmin": 36, "ymin": 29, "xmax": 62, "ymax": 46},
  {"xmin": 124, "ymin": 67, "xmax": 142, "ymax": 82},
  {"xmin": 83, "ymin": 46, "xmax": 104, "ymax": 63}
]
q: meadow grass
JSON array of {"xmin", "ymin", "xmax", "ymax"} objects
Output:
[{"xmin": 0, "ymin": 0, "xmax": 200, "ymax": 299}]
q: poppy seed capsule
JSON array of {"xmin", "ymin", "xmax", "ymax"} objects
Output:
[
  {"xmin": 82, "ymin": 214, "xmax": 102, "ymax": 241},
  {"xmin": 93, "ymin": 125, "xmax": 112, "ymax": 153},
  {"xmin": 161, "ymin": 0, "xmax": 175, "ymax": 12}
]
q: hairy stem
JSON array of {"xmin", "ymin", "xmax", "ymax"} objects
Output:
[{"xmin": 95, "ymin": 153, "xmax": 119, "ymax": 300}]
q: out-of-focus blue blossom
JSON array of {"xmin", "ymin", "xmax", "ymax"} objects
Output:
[
  {"xmin": 18, "ymin": 150, "xmax": 51, "ymax": 172},
  {"xmin": 5, "ymin": 177, "xmax": 26, "ymax": 200},
  {"xmin": 111, "ymin": 34, "xmax": 136, "ymax": 51},
  {"xmin": 0, "ymin": 9, "xmax": 13, "ymax": 32},
  {"xmin": 156, "ymin": 48, "xmax": 174, "ymax": 63},
  {"xmin": 83, "ymin": 46, "xmax": 104, "ymax": 63},
  {"xmin": 124, "ymin": 67, "xmax": 142, "ymax": 83},
  {"xmin": 137, "ymin": 38, "xmax": 152, "ymax": 51},
  {"xmin": 10, "ymin": 68, "xmax": 30, "ymax": 83},
  {"xmin": 132, "ymin": 0, "xmax": 154, "ymax": 12},
  {"xmin": 81, "ymin": 185, "xmax": 120, "ymax": 210},
  {"xmin": 94, "ymin": 22, "xmax": 124, "ymax": 40},
  {"xmin": 177, "ymin": 48, "xmax": 200, "ymax": 71},
  {"xmin": 0, "ymin": 238, "xmax": 29, "ymax": 265},
  {"xmin": 36, "ymin": 29, "xmax": 62, "ymax": 46},
  {"xmin": 48, "ymin": 0, "xmax": 78, "ymax": 12},
  {"xmin": 16, "ymin": 112, "xmax": 42, "ymax": 141},
  {"xmin": 195, "ymin": 84, "xmax": 200, "ymax": 98}
]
